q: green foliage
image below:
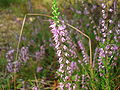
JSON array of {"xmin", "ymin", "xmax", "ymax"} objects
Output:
[
  {"xmin": 0, "ymin": 0, "xmax": 25, "ymax": 8},
  {"xmin": 52, "ymin": 0, "xmax": 60, "ymax": 24},
  {"xmin": 0, "ymin": 72, "xmax": 12, "ymax": 89}
]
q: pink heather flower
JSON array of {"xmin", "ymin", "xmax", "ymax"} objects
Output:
[
  {"xmin": 109, "ymin": 8, "xmax": 113, "ymax": 12},
  {"xmin": 101, "ymin": 3, "xmax": 106, "ymax": 8},
  {"xmin": 100, "ymin": 73, "xmax": 104, "ymax": 77},
  {"xmin": 76, "ymin": 10, "xmax": 82, "ymax": 14},
  {"xmin": 6, "ymin": 49, "xmax": 15, "ymax": 62},
  {"xmin": 65, "ymin": 52, "xmax": 69, "ymax": 57},
  {"xmin": 73, "ymin": 84, "xmax": 77, "ymax": 89},
  {"xmin": 70, "ymin": 61, "xmax": 78, "ymax": 70},
  {"xmin": 95, "ymin": 36, "xmax": 100, "ymax": 41},
  {"xmin": 66, "ymin": 83, "xmax": 72, "ymax": 90},
  {"xmin": 35, "ymin": 45, "xmax": 45, "ymax": 61},
  {"xmin": 105, "ymin": 45, "xmax": 110, "ymax": 50},
  {"xmin": 36, "ymin": 66, "xmax": 43, "ymax": 72},
  {"xmin": 97, "ymin": 48, "xmax": 106, "ymax": 76},
  {"xmin": 61, "ymin": 37, "xmax": 66, "ymax": 42},
  {"xmin": 101, "ymin": 29, "xmax": 105, "ymax": 32},
  {"xmin": 58, "ymin": 24, "xmax": 66, "ymax": 30},
  {"xmin": 58, "ymin": 67, "xmax": 64, "ymax": 73},
  {"xmin": 67, "ymin": 66, "xmax": 71, "ymax": 71},
  {"xmin": 65, "ymin": 76, "xmax": 69, "ymax": 80},
  {"xmin": 7, "ymin": 63, "xmax": 14, "ymax": 72},
  {"xmin": 58, "ymin": 57, "xmax": 63, "ymax": 63},
  {"xmin": 32, "ymin": 86, "xmax": 38, "ymax": 90},
  {"xmin": 101, "ymin": 38, "xmax": 106, "ymax": 43},
  {"xmin": 78, "ymin": 60, "xmax": 82, "ymax": 64},
  {"xmin": 6, "ymin": 49, "xmax": 21, "ymax": 72},
  {"xmin": 57, "ymin": 50, "xmax": 62, "ymax": 56},
  {"xmin": 7, "ymin": 59, "xmax": 21, "ymax": 73},
  {"xmin": 55, "ymin": 42, "xmax": 60, "ymax": 49},
  {"xmin": 66, "ymin": 60, "xmax": 70, "ymax": 64},
  {"xmin": 63, "ymin": 45, "xmax": 67, "ymax": 50},
  {"xmin": 109, "ymin": 51, "xmax": 112, "ymax": 55},
  {"xmin": 19, "ymin": 47, "xmax": 29, "ymax": 62},
  {"xmin": 60, "ymin": 64, "xmax": 64, "ymax": 69},
  {"xmin": 59, "ymin": 83, "xmax": 64, "ymax": 90},
  {"xmin": 109, "ymin": 19, "xmax": 113, "ymax": 24},
  {"xmin": 81, "ymin": 74, "xmax": 88, "ymax": 89}
]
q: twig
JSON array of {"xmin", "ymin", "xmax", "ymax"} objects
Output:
[
  {"xmin": 65, "ymin": 23, "xmax": 95, "ymax": 90},
  {"xmin": 34, "ymin": 74, "xmax": 39, "ymax": 88},
  {"xmin": 27, "ymin": 13, "xmax": 52, "ymax": 18},
  {"xmin": 15, "ymin": 15, "xmax": 27, "ymax": 61},
  {"xmin": 65, "ymin": 23, "xmax": 93, "ymax": 67}
]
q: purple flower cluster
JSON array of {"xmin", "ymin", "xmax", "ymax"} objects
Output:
[
  {"xmin": 77, "ymin": 40, "xmax": 89, "ymax": 64},
  {"xmin": 34, "ymin": 44, "xmax": 45, "ymax": 73},
  {"xmin": 114, "ymin": 26, "xmax": 120, "ymax": 43},
  {"xmin": 99, "ymin": 3, "xmax": 107, "ymax": 43},
  {"xmin": 36, "ymin": 66, "xmax": 43, "ymax": 72},
  {"xmin": 92, "ymin": 3, "xmax": 108, "ymax": 43},
  {"xmin": 50, "ymin": 20, "xmax": 79, "ymax": 89},
  {"xmin": 96, "ymin": 2, "xmax": 120, "ymax": 76},
  {"xmin": 105, "ymin": 44, "xmax": 118, "ymax": 55},
  {"xmin": 6, "ymin": 49, "xmax": 20, "ymax": 72},
  {"xmin": 35, "ymin": 45, "xmax": 45, "ymax": 61},
  {"xmin": 6, "ymin": 49, "xmax": 14, "ymax": 62},
  {"xmin": 6, "ymin": 47, "xmax": 29, "ymax": 72},
  {"xmin": 81, "ymin": 74, "xmax": 88, "ymax": 89},
  {"xmin": 97, "ymin": 45, "xmax": 110, "ymax": 76},
  {"xmin": 105, "ymin": 44, "xmax": 119, "ymax": 66},
  {"xmin": 19, "ymin": 47, "xmax": 29, "ymax": 63},
  {"xmin": 32, "ymin": 86, "xmax": 38, "ymax": 90}
]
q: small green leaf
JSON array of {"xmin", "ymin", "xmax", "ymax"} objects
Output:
[{"xmin": 17, "ymin": 83, "xmax": 23, "ymax": 89}]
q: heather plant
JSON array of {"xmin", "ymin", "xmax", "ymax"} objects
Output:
[
  {"xmin": 50, "ymin": 0, "xmax": 120, "ymax": 90},
  {"xmin": 50, "ymin": 0, "xmax": 92, "ymax": 89}
]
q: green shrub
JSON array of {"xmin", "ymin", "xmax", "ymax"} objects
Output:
[{"xmin": 0, "ymin": 0, "xmax": 25, "ymax": 7}]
